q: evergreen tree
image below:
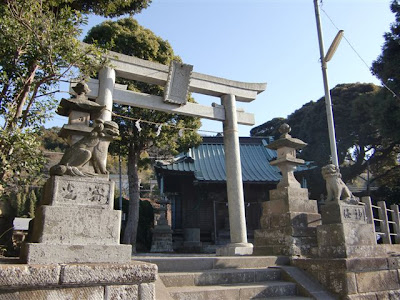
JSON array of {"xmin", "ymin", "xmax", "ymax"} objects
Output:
[
  {"xmin": 372, "ymin": 0, "xmax": 400, "ymax": 95},
  {"xmin": 28, "ymin": 190, "xmax": 37, "ymax": 218},
  {"xmin": 251, "ymin": 83, "xmax": 400, "ymax": 200},
  {"xmin": 0, "ymin": 0, "xmax": 152, "ymax": 254}
]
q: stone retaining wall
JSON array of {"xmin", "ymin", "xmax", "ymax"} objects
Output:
[
  {"xmin": 0, "ymin": 260, "xmax": 157, "ymax": 300},
  {"xmin": 292, "ymin": 255, "xmax": 400, "ymax": 299}
]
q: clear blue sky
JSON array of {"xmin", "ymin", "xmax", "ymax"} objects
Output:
[{"xmin": 53, "ymin": 0, "xmax": 395, "ymax": 136}]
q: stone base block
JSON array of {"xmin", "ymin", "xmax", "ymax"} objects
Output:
[
  {"xmin": 255, "ymin": 209, "xmax": 319, "ymax": 257},
  {"xmin": 259, "ymin": 212, "xmax": 321, "ymax": 230},
  {"xmin": 254, "ymin": 231, "xmax": 317, "ymax": 257},
  {"xmin": 317, "ymin": 223, "xmax": 377, "ymax": 258},
  {"xmin": 318, "ymin": 245, "xmax": 385, "ymax": 259},
  {"xmin": 269, "ymin": 187, "xmax": 309, "ymax": 202},
  {"xmin": 30, "ymin": 205, "xmax": 122, "ymax": 245},
  {"xmin": 150, "ymin": 230, "xmax": 173, "ymax": 253},
  {"xmin": 318, "ymin": 223, "xmax": 376, "ymax": 246},
  {"xmin": 264, "ymin": 192, "xmax": 318, "ymax": 215},
  {"xmin": 21, "ymin": 243, "xmax": 132, "ymax": 264},
  {"xmin": 292, "ymin": 257, "xmax": 400, "ymax": 298},
  {"xmin": 255, "ymin": 226, "xmax": 318, "ymax": 240},
  {"xmin": 320, "ymin": 202, "xmax": 367, "ymax": 225},
  {"xmin": 253, "ymin": 245, "xmax": 298, "ymax": 256},
  {"xmin": 216, "ymin": 242, "xmax": 253, "ymax": 256}
]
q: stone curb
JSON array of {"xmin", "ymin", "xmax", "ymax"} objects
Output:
[{"xmin": 0, "ymin": 261, "xmax": 157, "ymax": 290}]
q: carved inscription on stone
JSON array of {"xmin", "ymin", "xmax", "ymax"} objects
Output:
[
  {"xmin": 61, "ymin": 183, "xmax": 77, "ymax": 201},
  {"xmin": 56, "ymin": 179, "xmax": 110, "ymax": 207},
  {"xmin": 88, "ymin": 185, "xmax": 107, "ymax": 203},
  {"xmin": 340, "ymin": 205, "xmax": 366, "ymax": 223}
]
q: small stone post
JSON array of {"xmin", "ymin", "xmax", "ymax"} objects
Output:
[
  {"xmin": 217, "ymin": 94, "xmax": 253, "ymax": 256},
  {"xmin": 254, "ymin": 124, "xmax": 321, "ymax": 256}
]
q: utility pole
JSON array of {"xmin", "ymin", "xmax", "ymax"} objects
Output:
[{"xmin": 313, "ymin": 0, "xmax": 343, "ymax": 168}]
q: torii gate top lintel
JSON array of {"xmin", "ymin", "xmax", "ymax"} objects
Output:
[
  {"xmin": 73, "ymin": 45, "xmax": 267, "ymax": 126},
  {"xmin": 106, "ymin": 48, "xmax": 267, "ymax": 102}
]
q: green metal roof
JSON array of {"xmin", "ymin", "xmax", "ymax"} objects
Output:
[{"xmin": 155, "ymin": 137, "xmax": 281, "ymax": 183}]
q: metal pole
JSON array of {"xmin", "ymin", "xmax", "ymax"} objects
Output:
[{"xmin": 313, "ymin": 0, "xmax": 339, "ymax": 168}]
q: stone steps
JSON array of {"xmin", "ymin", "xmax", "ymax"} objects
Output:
[
  {"xmin": 160, "ymin": 268, "xmax": 281, "ymax": 287},
  {"xmin": 135, "ymin": 255, "xmax": 290, "ymax": 272},
  {"xmin": 258, "ymin": 297, "xmax": 314, "ymax": 300},
  {"xmin": 167, "ymin": 281, "xmax": 301, "ymax": 300},
  {"xmin": 135, "ymin": 255, "xmax": 316, "ymax": 299}
]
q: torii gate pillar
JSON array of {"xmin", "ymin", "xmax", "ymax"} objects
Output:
[
  {"xmin": 97, "ymin": 67, "xmax": 115, "ymax": 122},
  {"xmin": 96, "ymin": 67, "xmax": 115, "ymax": 173},
  {"xmin": 216, "ymin": 94, "xmax": 253, "ymax": 256}
]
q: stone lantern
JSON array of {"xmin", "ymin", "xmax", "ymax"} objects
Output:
[
  {"xmin": 254, "ymin": 124, "xmax": 321, "ymax": 257},
  {"xmin": 267, "ymin": 123, "xmax": 307, "ymax": 189},
  {"xmin": 150, "ymin": 196, "xmax": 174, "ymax": 253},
  {"xmin": 57, "ymin": 82, "xmax": 106, "ymax": 146}
]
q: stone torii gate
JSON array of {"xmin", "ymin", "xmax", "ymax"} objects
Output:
[{"xmin": 78, "ymin": 48, "xmax": 266, "ymax": 256}]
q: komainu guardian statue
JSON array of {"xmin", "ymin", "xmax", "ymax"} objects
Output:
[
  {"xmin": 50, "ymin": 119, "xmax": 119, "ymax": 176},
  {"xmin": 322, "ymin": 164, "xmax": 358, "ymax": 204}
]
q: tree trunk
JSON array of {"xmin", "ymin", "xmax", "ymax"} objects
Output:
[
  {"xmin": 122, "ymin": 141, "xmax": 141, "ymax": 253},
  {"xmin": 7, "ymin": 63, "xmax": 38, "ymax": 129},
  {"xmin": 0, "ymin": 199, "xmax": 16, "ymax": 256}
]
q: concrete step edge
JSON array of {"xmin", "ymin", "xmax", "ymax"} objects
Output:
[
  {"xmin": 259, "ymin": 297, "xmax": 313, "ymax": 300},
  {"xmin": 160, "ymin": 267, "xmax": 280, "ymax": 275},
  {"xmin": 167, "ymin": 281, "xmax": 298, "ymax": 299},
  {"xmin": 167, "ymin": 280, "xmax": 297, "ymax": 292},
  {"xmin": 160, "ymin": 268, "xmax": 282, "ymax": 287},
  {"xmin": 135, "ymin": 255, "xmax": 290, "ymax": 272}
]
